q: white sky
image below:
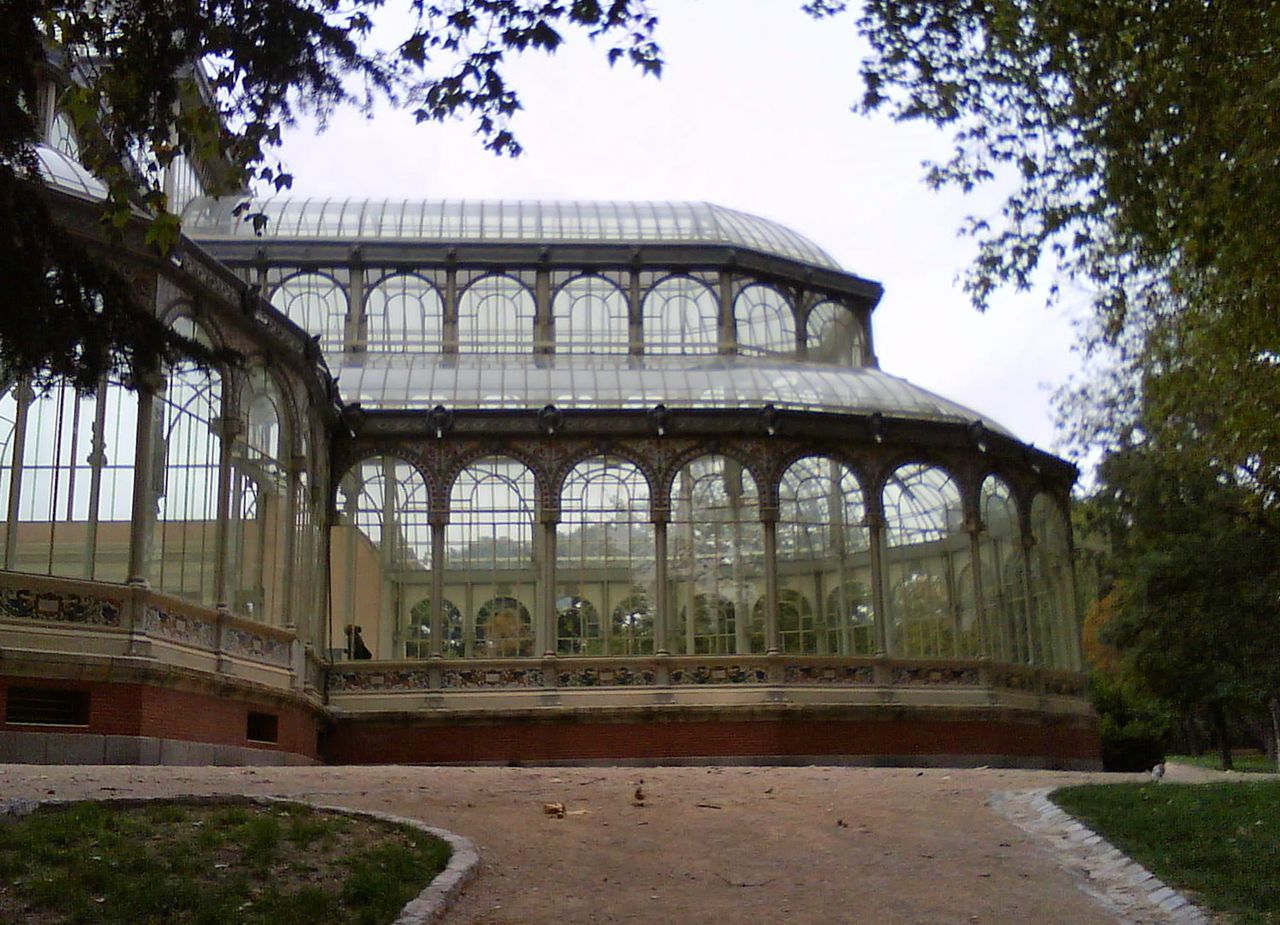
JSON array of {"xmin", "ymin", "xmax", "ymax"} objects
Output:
[{"xmin": 273, "ymin": 1, "xmax": 1085, "ymax": 459}]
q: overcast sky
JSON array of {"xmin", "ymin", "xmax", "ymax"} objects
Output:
[{"xmin": 273, "ymin": 1, "xmax": 1085, "ymax": 460}]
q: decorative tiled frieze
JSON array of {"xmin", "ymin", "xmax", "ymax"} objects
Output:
[
  {"xmin": 783, "ymin": 664, "xmax": 875, "ymax": 685},
  {"xmin": 223, "ymin": 627, "xmax": 292, "ymax": 666},
  {"xmin": 143, "ymin": 606, "xmax": 216, "ymax": 649},
  {"xmin": 669, "ymin": 664, "xmax": 769, "ymax": 685},
  {"xmin": 329, "ymin": 669, "xmax": 433, "ymax": 692},
  {"xmin": 557, "ymin": 666, "xmax": 657, "ymax": 687},
  {"xmin": 442, "ymin": 667, "xmax": 544, "ymax": 689},
  {"xmin": 0, "ymin": 587, "xmax": 122, "ymax": 627},
  {"xmin": 1043, "ymin": 673, "xmax": 1085, "ymax": 697},
  {"xmin": 891, "ymin": 666, "xmax": 981, "ymax": 686},
  {"xmin": 993, "ymin": 668, "xmax": 1035, "ymax": 691}
]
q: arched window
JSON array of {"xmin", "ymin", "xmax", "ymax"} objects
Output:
[
  {"xmin": 611, "ymin": 592, "xmax": 654, "ymax": 655},
  {"xmin": 670, "ymin": 455, "xmax": 764, "ymax": 655},
  {"xmin": 153, "ymin": 318, "xmax": 222, "ymax": 606},
  {"xmin": 978, "ymin": 475, "xmax": 1028, "ymax": 663},
  {"xmin": 642, "ymin": 276, "xmax": 718, "ymax": 355},
  {"xmin": 805, "ymin": 301, "xmax": 866, "ymax": 366},
  {"xmin": 457, "ymin": 274, "xmax": 535, "ymax": 354},
  {"xmin": 882, "ymin": 463, "xmax": 968, "ymax": 658},
  {"xmin": 553, "ymin": 275, "xmax": 629, "ymax": 354},
  {"xmin": 364, "ymin": 273, "xmax": 443, "ymax": 352},
  {"xmin": 446, "ymin": 457, "xmax": 537, "ymax": 657},
  {"xmin": 331, "ymin": 455, "xmax": 431, "ymax": 660},
  {"xmin": 292, "ymin": 469, "xmax": 320, "ymax": 642},
  {"xmin": 270, "ymin": 273, "xmax": 348, "ymax": 355},
  {"xmin": 777, "ymin": 456, "xmax": 872, "ymax": 655},
  {"xmin": 476, "ymin": 595, "xmax": 534, "ymax": 657},
  {"xmin": 228, "ymin": 367, "xmax": 290, "ymax": 624},
  {"xmin": 1029, "ymin": 494, "xmax": 1077, "ymax": 669},
  {"xmin": 555, "ymin": 595, "xmax": 601, "ymax": 655},
  {"xmin": 755, "ymin": 589, "xmax": 815, "ymax": 654},
  {"xmin": 6, "ymin": 376, "xmax": 138, "ymax": 582},
  {"xmin": 557, "ymin": 457, "xmax": 654, "ymax": 655},
  {"xmin": 825, "ymin": 583, "xmax": 875, "ymax": 655},
  {"xmin": 735, "ymin": 284, "xmax": 795, "ymax": 357},
  {"xmin": 0, "ymin": 385, "xmax": 18, "ymax": 567},
  {"xmin": 406, "ymin": 597, "xmax": 463, "ymax": 658}
]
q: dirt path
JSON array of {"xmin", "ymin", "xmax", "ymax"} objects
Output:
[{"xmin": 0, "ymin": 763, "xmax": 1203, "ymax": 924}]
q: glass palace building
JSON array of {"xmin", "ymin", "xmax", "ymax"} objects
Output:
[{"xmin": 1, "ymin": 98, "xmax": 1098, "ymax": 766}]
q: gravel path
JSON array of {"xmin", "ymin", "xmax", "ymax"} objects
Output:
[{"xmin": 0, "ymin": 763, "xmax": 1239, "ymax": 924}]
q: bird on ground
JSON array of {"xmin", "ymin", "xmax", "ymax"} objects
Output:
[
  {"xmin": 1150, "ymin": 762, "xmax": 1166, "ymax": 783},
  {"xmin": 633, "ymin": 779, "xmax": 646, "ymax": 806}
]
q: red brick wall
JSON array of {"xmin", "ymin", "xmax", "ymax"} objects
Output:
[
  {"xmin": 0, "ymin": 677, "xmax": 321, "ymax": 759},
  {"xmin": 326, "ymin": 714, "xmax": 1101, "ymax": 766}
]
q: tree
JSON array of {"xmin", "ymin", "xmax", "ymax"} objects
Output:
[
  {"xmin": 3, "ymin": 0, "xmax": 661, "ymax": 385},
  {"xmin": 1088, "ymin": 436, "xmax": 1280, "ymax": 770},
  {"xmin": 850, "ymin": 1, "xmax": 1280, "ymax": 502}
]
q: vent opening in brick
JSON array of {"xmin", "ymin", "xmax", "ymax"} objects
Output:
[
  {"xmin": 246, "ymin": 711, "xmax": 279, "ymax": 743},
  {"xmin": 5, "ymin": 687, "xmax": 90, "ymax": 726}
]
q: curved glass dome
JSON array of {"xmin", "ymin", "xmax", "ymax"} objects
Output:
[
  {"xmin": 337, "ymin": 354, "xmax": 1011, "ymax": 435},
  {"xmin": 182, "ymin": 197, "xmax": 843, "ymax": 270}
]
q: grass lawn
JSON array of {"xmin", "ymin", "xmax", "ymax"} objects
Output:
[
  {"xmin": 1170, "ymin": 752, "xmax": 1278, "ymax": 774},
  {"xmin": 0, "ymin": 800, "xmax": 450, "ymax": 925},
  {"xmin": 1052, "ymin": 781, "xmax": 1280, "ymax": 925}
]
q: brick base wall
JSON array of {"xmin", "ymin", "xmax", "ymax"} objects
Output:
[
  {"xmin": 0, "ymin": 677, "xmax": 322, "ymax": 762},
  {"xmin": 325, "ymin": 711, "xmax": 1101, "ymax": 768}
]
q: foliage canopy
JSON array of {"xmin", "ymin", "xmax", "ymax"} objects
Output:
[{"xmin": 853, "ymin": 0, "xmax": 1280, "ymax": 501}]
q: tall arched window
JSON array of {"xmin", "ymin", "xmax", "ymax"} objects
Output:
[
  {"xmin": 228, "ymin": 367, "xmax": 290, "ymax": 624},
  {"xmin": 777, "ymin": 456, "xmax": 872, "ymax": 655},
  {"xmin": 457, "ymin": 274, "xmax": 535, "ymax": 354},
  {"xmin": 0, "ymin": 385, "xmax": 18, "ymax": 567},
  {"xmin": 406, "ymin": 597, "xmax": 463, "ymax": 658},
  {"xmin": 642, "ymin": 275, "xmax": 718, "ymax": 355},
  {"xmin": 735, "ymin": 284, "xmax": 795, "ymax": 357},
  {"xmin": 805, "ymin": 301, "xmax": 866, "ymax": 366},
  {"xmin": 270, "ymin": 272, "xmax": 348, "ymax": 355},
  {"xmin": 153, "ymin": 318, "xmax": 222, "ymax": 606},
  {"xmin": 557, "ymin": 457, "xmax": 654, "ymax": 655},
  {"xmin": 5, "ymin": 377, "xmax": 138, "ymax": 581},
  {"xmin": 978, "ymin": 475, "xmax": 1028, "ymax": 663},
  {"xmin": 552, "ymin": 275, "xmax": 629, "ymax": 355},
  {"xmin": 670, "ymin": 455, "xmax": 765, "ymax": 655},
  {"xmin": 882, "ymin": 463, "xmax": 969, "ymax": 658},
  {"xmin": 446, "ymin": 457, "xmax": 537, "ymax": 656},
  {"xmin": 1029, "ymin": 494, "xmax": 1077, "ymax": 669},
  {"xmin": 364, "ymin": 272, "xmax": 443, "ymax": 352},
  {"xmin": 331, "ymin": 455, "xmax": 431, "ymax": 659}
]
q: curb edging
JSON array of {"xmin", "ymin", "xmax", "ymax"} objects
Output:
[{"xmin": 993, "ymin": 788, "xmax": 1209, "ymax": 925}]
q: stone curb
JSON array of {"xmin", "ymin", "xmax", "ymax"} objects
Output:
[
  {"xmin": 993, "ymin": 788, "xmax": 1210, "ymax": 925},
  {"xmin": 0, "ymin": 793, "xmax": 480, "ymax": 925}
]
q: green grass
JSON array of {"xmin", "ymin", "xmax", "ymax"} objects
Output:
[
  {"xmin": 1170, "ymin": 752, "xmax": 1278, "ymax": 774},
  {"xmin": 1052, "ymin": 781, "xmax": 1280, "ymax": 925},
  {"xmin": 0, "ymin": 801, "xmax": 451, "ymax": 925}
]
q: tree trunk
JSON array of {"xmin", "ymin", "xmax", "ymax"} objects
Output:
[
  {"xmin": 1209, "ymin": 701, "xmax": 1234, "ymax": 771},
  {"xmin": 1270, "ymin": 696, "xmax": 1280, "ymax": 773}
]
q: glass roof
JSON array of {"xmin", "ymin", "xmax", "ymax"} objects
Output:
[
  {"xmin": 182, "ymin": 197, "xmax": 844, "ymax": 270},
  {"xmin": 336, "ymin": 354, "xmax": 1011, "ymax": 435},
  {"xmin": 33, "ymin": 144, "xmax": 108, "ymax": 200}
]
